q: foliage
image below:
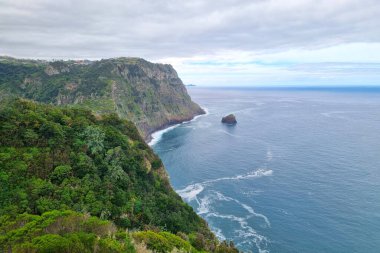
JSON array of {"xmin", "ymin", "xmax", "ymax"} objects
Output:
[
  {"xmin": 0, "ymin": 99, "xmax": 239, "ymax": 252},
  {"xmin": 0, "ymin": 210, "xmax": 136, "ymax": 253},
  {"xmin": 0, "ymin": 57, "xmax": 204, "ymax": 139},
  {"xmin": 133, "ymin": 231, "xmax": 196, "ymax": 253},
  {"xmin": 132, "ymin": 230, "xmax": 239, "ymax": 253},
  {"xmin": 0, "ymin": 99, "xmax": 210, "ymax": 236}
]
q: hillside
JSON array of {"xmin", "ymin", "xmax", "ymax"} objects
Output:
[
  {"xmin": 0, "ymin": 56, "xmax": 204, "ymax": 140},
  {"xmin": 0, "ymin": 99, "xmax": 238, "ymax": 252}
]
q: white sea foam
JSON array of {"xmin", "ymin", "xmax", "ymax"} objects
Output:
[
  {"xmin": 206, "ymin": 168, "xmax": 273, "ymax": 183},
  {"xmin": 197, "ymin": 194, "xmax": 212, "ymax": 214},
  {"xmin": 194, "ymin": 190, "xmax": 271, "ymax": 253},
  {"xmin": 241, "ymin": 203, "xmax": 271, "ymax": 227},
  {"xmin": 176, "ymin": 183, "xmax": 204, "ymax": 204},
  {"xmin": 148, "ymin": 124, "xmax": 181, "ymax": 146},
  {"xmin": 176, "ymin": 169, "xmax": 272, "ymax": 252},
  {"xmin": 212, "ymin": 226, "xmax": 226, "ymax": 241},
  {"xmin": 177, "ymin": 168, "xmax": 273, "ymax": 203},
  {"xmin": 214, "ymin": 191, "xmax": 233, "ymax": 201},
  {"xmin": 211, "ymin": 191, "xmax": 271, "ymax": 228},
  {"xmin": 235, "ymin": 228, "xmax": 269, "ymax": 253},
  {"xmin": 208, "ymin": 211, "xmax": 269, "ymax": 253},
  {"xmin": 207, "ymin": 212, "xmax": 246, "ymax": 223},
  {"xmin": 148, "ymin": 106, "xmax": 209, "ymax": 146},
  {"xmin": 235, "ymin": 215, "xmax": 270, "ymax": 253}
]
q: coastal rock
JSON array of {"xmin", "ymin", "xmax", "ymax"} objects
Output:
[{"xmin": 221, "ymin": 114, "xmax": 237, "ymax": 124}]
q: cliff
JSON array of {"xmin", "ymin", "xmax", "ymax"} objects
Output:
[
  {"xmin": 0, "ymin": 56, "xmax": 241, "ymax": 252},
  {"xmin": 0, "ymin": 56, "xmax": 204, "ymax": 141},
  {"xmin": 0, "ymin": 99, "xmax": 239, "ymax": 252}
]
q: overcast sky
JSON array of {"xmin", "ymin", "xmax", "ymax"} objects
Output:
[{"xmin": 1, "ymin": 0, "xmax": 380, "ymax": 86}]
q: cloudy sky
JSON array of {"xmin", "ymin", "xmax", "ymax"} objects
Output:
[{"xmin": 1, "ymin": 0, "xmax": 380, "ymax": 86}]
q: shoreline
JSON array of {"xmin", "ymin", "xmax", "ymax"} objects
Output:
[{"xmin": 148, "ymin": 106, "xmax": 209, "ymax": 146}]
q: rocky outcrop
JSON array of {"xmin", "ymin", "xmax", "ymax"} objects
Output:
[
  {"xmin": 222, "ymin": 114, "xmax": 237, "ymax": 124},
  {"xmin": 0, "ymin": 57, "xmax": 204, "ymax": 141},
  {"xmin": 108, "ymin": 58, "xmax": 205, "ymax": 141}
]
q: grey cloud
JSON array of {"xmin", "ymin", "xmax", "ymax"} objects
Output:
[{"xmin": 1, "ymin": 0, "xmax": 380, "ymax": 59}]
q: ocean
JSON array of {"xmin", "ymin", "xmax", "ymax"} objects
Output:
[{"xmin": 150, "ymin": 87, "xmax": 380, "ymax": 253}]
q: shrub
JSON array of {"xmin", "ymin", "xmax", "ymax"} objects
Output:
[{"xmin": 133, "ymin": 231, "xmax": 173, "ymax": 253}]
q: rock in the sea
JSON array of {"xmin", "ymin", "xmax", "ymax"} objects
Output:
[{"xmin": 221, "ymin": 114, "xmax": 237, "ymax": 124}]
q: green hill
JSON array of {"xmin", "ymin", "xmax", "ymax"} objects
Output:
[
  {"xmin": 0, "ymin": 99, "xmax": 238, "ymax": 252},
  {"xmin": 0, "ymin": 56, "xmax": 204, "ymax": 140}
]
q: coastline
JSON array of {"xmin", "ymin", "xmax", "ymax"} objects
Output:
[{"xmin": 148, "ymin": 106, "xmax": 209, "ymax": 146}]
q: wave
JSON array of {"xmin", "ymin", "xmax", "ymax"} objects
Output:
[
  {"xmin": 210, "ymin": 191, "xmax": 271, "ymax": 228},
  {"xmin": 235, "ymin": 226, "xmax": 269, "ymax": 253},
  {"xmin": 241, "ymin": 203, "xmax": 270, "ymax": 227},
  {"xmin": 212, "ymin": 226, "xmax": 226, "ymax": 241},
  {"xmin": 148, "ymin": 124, "xmax": 181, "ymax": 146},
  {"xmin": 206, "ymin": 168, "xmax": 273, "ymax": 184},
  {"xmin": 206, "ymin": 203, "xmax": 270, "ymax": 253},
  {"xmin": 177, "ymin": 168, "xmax": 273, "ymax": 203},
  {"xmin": 176, "ymin": 183, "xmax": 204, "ymax": 205},
  {"xmin": 148, "ymin": 106, "xmax": 209, "ymax": 146},
  {"xmin": 177, "ymin": 169, "xmax": 272, "ymax": 253}
]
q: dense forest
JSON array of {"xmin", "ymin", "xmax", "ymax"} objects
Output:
[{"xmin": 0, "ymin": 99, "xmax": 238, "ymax": 252}]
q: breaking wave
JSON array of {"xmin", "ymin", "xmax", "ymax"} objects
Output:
[
  {"xmin": 148, "ymin": 106, "xmax": 209, "ymax": 146},
  {"xmin": 176, "ymin": 169, "xmax": 273, "ymax": 253},
  {"xmin": 177, "ymin": 168, "xmax": 273, "ymax": 202},
  {"xmin": 194, "ymin": 190, "xmax": 271, "ymax": 253}
]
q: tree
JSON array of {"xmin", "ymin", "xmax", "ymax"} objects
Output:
[{"xmin": 81, "ymin": 126, "xmax": 105, "ymax": 155}]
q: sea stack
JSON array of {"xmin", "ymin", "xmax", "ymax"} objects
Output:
[{"xmin": 221, "ymin": 114, "xmax": 237, "ymax": 124}]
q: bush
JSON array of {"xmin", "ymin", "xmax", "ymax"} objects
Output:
[
  {"xmin": 133, "ymin": 231, "xmax": 173, "ymax": 253},
  {"xmin": 50, "ymin": 165, "xmax": 72, "ymax": 184},
  {"xmin": 133, "ymin": 230, "xmax": 203, "ymax": 253},
  {"xmin": 159, "ymin": 232, "xmax": 193, "ymax": 252},
  {"xmin": 0, "ymin": 210, "xmax": 135, "ymax": 253}
]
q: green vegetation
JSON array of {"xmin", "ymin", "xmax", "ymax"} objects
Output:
[
  {"xmin": 0, "ymin": 210, "xmax": 238, "ymax": 253},
  {"xmin": 0, "ymin": 99, "xmax": 208, "ymax": 233},
  {"xmin": 0, "ymin": 210, "xmax": 135, "ymax": 253},
  {"xmin": 0, "ymin": 99, "xmax": 238, "ymax": 252},
  {"xmin": 132, "ymin": 231, "xmax": 239, "ymax": 253},
  {"xmin": 133, "ymin": 231, "xmax": 193, "ymax": 253},
  {"xmin": 0, "ymin": 56, "xmax": 204, "ymax": 139}
]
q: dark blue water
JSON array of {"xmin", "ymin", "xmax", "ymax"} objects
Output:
[{"xmin": 151, "ymin": 87, "xmax": 380, "ymax": 253}]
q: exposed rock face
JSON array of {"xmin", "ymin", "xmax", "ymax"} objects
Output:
[
  {"xmin": 0, "ymin": 57, "xmax": 204, "ymax": 141},
  {"xmin": 221, "ymin": 114, "xmax": 237, "ymax": 124}
]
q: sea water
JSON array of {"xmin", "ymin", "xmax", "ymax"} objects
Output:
[{"xmin": 151, "ymin": 87, "xmax": 380, "ymax": 253}]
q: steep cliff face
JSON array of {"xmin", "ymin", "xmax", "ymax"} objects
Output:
[
  {"xmin": 0, "ymin": 99, "xmax": 231, "ymax": 253},
  {"xmin": 0, "ymin": 57, "xmax": 204, "ymax": 140}
]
